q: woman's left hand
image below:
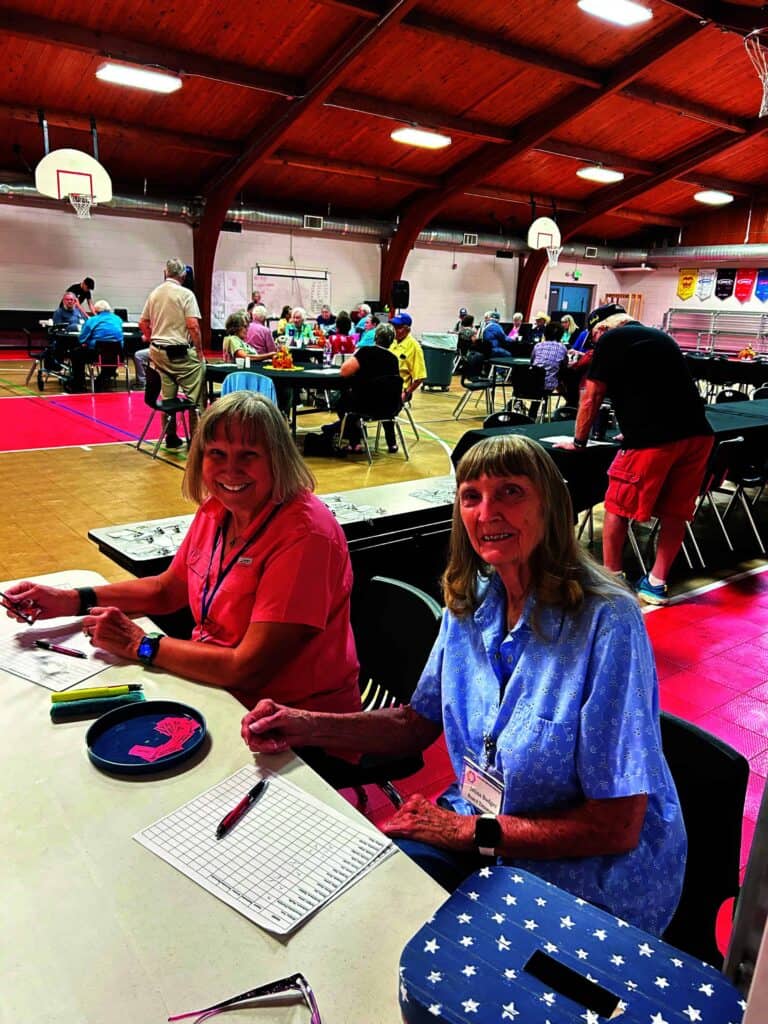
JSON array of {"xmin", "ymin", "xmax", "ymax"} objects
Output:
[
  {"xmin": 81, "ymin": 606, "xmax": 145, "ymax": 661},
  {"xmin": 382, "ymin": 794, "xmax": 474, "ymax": 851}
]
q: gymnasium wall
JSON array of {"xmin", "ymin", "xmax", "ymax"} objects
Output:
[{"xmin": 618, "ymin": 268, "xmax": 768, "ymax": 329}]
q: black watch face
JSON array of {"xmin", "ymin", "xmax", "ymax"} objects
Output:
[{"xmin": 475, "ymin": 816, "xmax": 502, "ymax": 848}]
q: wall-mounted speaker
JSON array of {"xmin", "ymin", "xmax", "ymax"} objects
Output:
[{"xmin": 391, "ymin": 279, "xmax": 410, "ymax": 308}]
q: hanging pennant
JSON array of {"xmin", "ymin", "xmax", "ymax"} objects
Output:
[
  {"xmin": 755, "ymin": 269, "xmax": 768, "ymax": 302},
  {"xmin": 695, "ymin": 269, "xmax": 716, "ymax": 301},
  {"xmin": 676, "ymin": 268, "xmax": 697, "ymax": 301},
  {"xmin": 735, "ymin": 269, "xmax": 757, "ymax": 303},
  {"xmin": 715, "ymin": 268, "xmax": 736, "ymax": 300}
]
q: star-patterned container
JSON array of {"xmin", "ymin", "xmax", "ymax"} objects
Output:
[{"xmin": 399, "ymin": 867, "xmax": 746, "ymax": 1024}]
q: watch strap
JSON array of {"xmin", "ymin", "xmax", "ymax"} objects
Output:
[
  {"xmin": 137, "ymin": 632, "xmax": 162, "ymax": 666},
  {"xmin": 75, "ymin": 586, "xmax": 98, "ymax": 616}
]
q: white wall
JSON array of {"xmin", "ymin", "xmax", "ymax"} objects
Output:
[
  {"xmin": 0, "ymin": 202, "xmax": 517, "ymax": 333},
  {"xmin": 531, "ymin": 260, "xmax": 624, "ymax": 320},
  {"xmin": 0, "ymin": 203, "xmax": 192, "ymax": 317}
]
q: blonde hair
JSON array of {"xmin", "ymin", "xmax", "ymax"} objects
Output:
[
  {"xmin": 560, "ymin": 314, "xmax": 577, "ymax": 331},
  {"xmin": 93, "ymin": 299, "xmax": 112, "ymax": 313},
  {"xmin": 443, "ymin": 435, "xmax": 622, "ymax": 620},
  {"xmin": 593, "ymin": 313, "xmax": 634, "ymax": 340},
  {"xmin": 183, "ymin": 392, "xmax": 314, "ymax": 505}
]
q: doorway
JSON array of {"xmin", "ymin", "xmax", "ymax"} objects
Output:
[{"xmin": 548, "ymin": 283, "xmax": 594, "ymax": 326}]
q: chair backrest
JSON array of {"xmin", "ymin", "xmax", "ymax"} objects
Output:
[
  {"xmin": 753, "ymin": 385, "xmax": 768, "ymax": 400},
  {"xmin": 221, "ymin": 371, "xmax": 277, "ymax": 403},
  {"xmin": 702, "ymin": 436, "xmax": 745, "ymax": 493},
  {"xmin": 550, "ymin": 405, "xmax": 578, "ymax": 422},
  {"xmin": 144, "ymin": 365, "xmax": 164, "ymax": 409},
  {"xmin": 510, "ymin": 363, "xmax": 546, "ymax": 399},
  {"xmin": 660, "ymin": 712, "xmax": 748, "ymax": 966},
  {"xmin": 716, "ymin": 388, "xmax": 746, "ymax": 403},
  {"xmin": 94, "ymin": 339, "xmax": 123, "ymax": 366},
  {"xmin": 483, "ymin": 411, "xmax": 534, "ymax": 429},
  {"xmin": 351, "ymin": 575, "xmax": 442, "ymax": 707},
  {"xmin": 353, "ymin": 373, "xmax": 403, "ymax": 420}
]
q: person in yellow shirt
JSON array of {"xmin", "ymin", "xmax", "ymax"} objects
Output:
[{"xmin": 389, "ymin": 313, "xmax": 426, "ymax": 400}]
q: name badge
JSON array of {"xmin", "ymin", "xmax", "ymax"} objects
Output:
[
  {"xmin": 237, "ymin": 557, "xmax": 253, "ymax": 566},
  {"xmin": 460, "ymin": 756, "xmax": 504, "ymax": 815}
]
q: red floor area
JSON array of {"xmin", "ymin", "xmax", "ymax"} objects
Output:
[
  {"xmin": 354, "ymin": 569, "xmax": 768, "ymax": 880},
  {"xmin": 0, "ymin": 392, "xmax": 165, "ymax": 450}
]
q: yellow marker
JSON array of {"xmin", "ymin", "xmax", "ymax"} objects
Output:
[{"xmin": 51, "ymin": 683, "xmax": 143, "ymax": 703}]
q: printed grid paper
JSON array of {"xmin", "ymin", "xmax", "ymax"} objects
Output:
[{"xmin": 134, "ymin": 766, "xmax": 394, "ymax": 934}]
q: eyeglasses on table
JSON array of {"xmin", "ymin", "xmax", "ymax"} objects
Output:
[{"xmin": 168, "ymin": 972, "xmax": 322, "ymax": 1024}]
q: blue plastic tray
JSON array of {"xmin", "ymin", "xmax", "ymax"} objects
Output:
[{"xmin": 86, "ymin": 699, "xmax": 206, "ymax": 774}]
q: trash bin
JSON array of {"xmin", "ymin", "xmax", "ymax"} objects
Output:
[{"xmin": 421, "ymin": 333, "xmax": 457, "ymax": 391}]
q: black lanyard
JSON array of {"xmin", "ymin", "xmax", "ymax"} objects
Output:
[{"xmin": 199, "ymin": 503, "xmax": 283, "ymax": 629}]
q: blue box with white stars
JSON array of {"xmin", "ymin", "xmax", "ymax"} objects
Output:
[{"xmin": 399, "ymin": 867, "xmax": 746, "ymax": 1023}]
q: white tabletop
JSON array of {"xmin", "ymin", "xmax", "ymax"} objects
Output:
[{"xmin": 2, "ymin": 572, "xmax": 445, "ymax": 1023}]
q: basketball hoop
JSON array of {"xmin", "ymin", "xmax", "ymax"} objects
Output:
[
  {"xmin": 546, "ymin": 245, "xmax": 563, "ymax": 268},
  {"xmin": 745, "ymin": 29, "xmax": 768, "ymax": 117},
  {"xmin": 68, "ymin": 193, "xmax": 94, "ymax": 219}
]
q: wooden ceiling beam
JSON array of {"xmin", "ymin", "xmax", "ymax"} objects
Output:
[
  {"xmin": 622, "ymin": 82, "xmax": 747, "ymax": 133},
  {"xmin": 0, "ymin": 7, "xmax": 300, "ymax": 98},
  {"xmin": 0, "ymin": 101, "xmax": 238, "ymax": 158},
  {"xmin": 662, "ymin": 1, "xmax": 768, "ymax": 34},
  {"xmin": 268, "ymin": 149, "xmax": 432, "ymax": 186}
]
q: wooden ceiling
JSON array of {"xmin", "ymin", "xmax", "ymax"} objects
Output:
[{"xmin": 1, "ymin": 0, "xmax": 768, "ymax": 246}]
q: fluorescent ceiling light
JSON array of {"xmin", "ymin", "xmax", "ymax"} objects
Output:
[
  {"xmin": 391, "ymin": 126, "xmax": 452, "ymax": 150},
  {"xmin": 577, "ymin": 0, "xmax": 652, "ymax": 27},
  {"xmin": 576, "ymin": 165, "xmax": 625, "ymax": 184},
  {"xmin": 96, "ymin": 62, "xmax": 182, "ymax": 94},
  {"xmin": 694, "ymin": 189, "xmax": 734, "ymax": 206}
]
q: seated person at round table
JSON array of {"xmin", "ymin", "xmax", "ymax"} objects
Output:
[
  {"xmin": 283, "ymin": 306, "xmax": 314, "ymax": 344},
  {"xmin": 45, "ymin": 292, "xmax": 85, "ymax": 376},
  {"xmin": 335, "ymin": 323, "xmax": 401, "ymax": 451},
  {"xmin": 275, "ymin": 305, "xmax": 292, "ymax": 336},
  {"xmin": 355, "ymin": 313, "xmax": 380, "ymax": 348},
  {"xmin": 506, "ymin": 312, "xmax": 524, "ymax": 340},
  {"xmin": 53, "ymin": 291, "xmax": 85, "ymax": 330},
  {"xmin": 74, "ymin": 299, "xmax": 125, "ymax": 391},
  {"xmin": 241, "ymin": 434, "xmax": 686, "ymax": 934},
  {"xmin": 480, "ymin": 310, "xmax": 510, "ymax": 357},
  {"xmin": 531, "ymin": 319, "xmax": 568, "ymax": 393},
  {"xmin": 315, "ymin": 304, "xmax": 336, "ymax": 330},
  {"xmin": 222, "ymin": 309, "xmax": 275, "ymax": 363},
  {"xmin": 326, "ymin": 310, "xmax": 357, "ymax": 354},
  {"xmin": 5, "ymin": 392, "xmax": 362, "ymax": 717}
]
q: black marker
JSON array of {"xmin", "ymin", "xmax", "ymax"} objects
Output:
[{"xmin": 215, "ymin": 780, "xmax": 268, "ymax": 840}]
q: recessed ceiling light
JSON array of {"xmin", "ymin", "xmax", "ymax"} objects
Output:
[
  {"xmin": 96, "ymin": 62, "xmax": 182, "ymax": 94},
  {"xmin": 577, "ymin": 0, "xmax": 652, "ymax": 27},
  {"xmin": 391, "ymin": 126, "xmax": 452, "ymax": 150},
  {"xmin": 576, "ymin": 165, "xmax": 625, "ymax": 184},
  {"xmin": 694, "ymin": 189, "xmax": 734, "ymax": 206}
]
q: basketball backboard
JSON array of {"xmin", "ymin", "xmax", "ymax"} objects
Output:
[
  {"xmin": 527, "ymin": 215, "xmax": 561, "ymax": 250},
  {"xmin": 35, "ymin": 149, "xmax": 113, "ymax": 204}
]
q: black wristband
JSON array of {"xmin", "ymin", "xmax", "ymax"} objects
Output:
[
  {"xmin": 573, "ymin": 437, "xmax": 588, "ymax": 449},
  {"xmin": 75, "ymin": 586, "xmax": 98, "ymax": 616}
]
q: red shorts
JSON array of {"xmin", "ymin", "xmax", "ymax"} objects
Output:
[{"xmin": 604, "ymin": 436, "xmax": 714, "ymax": 523}]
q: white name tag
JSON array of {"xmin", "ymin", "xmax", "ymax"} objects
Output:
[
  {"xmin": 237, "ymin": 557, "xmax": 253, "ymax": 566},
  {"xmin": 460, "ymin": 757, "xmax": 504, "ymax": 815}
]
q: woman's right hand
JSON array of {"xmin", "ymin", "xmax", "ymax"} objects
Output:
[
  {"xmin": 2, "ymin": 582, "xmax": 78, "ymax": 623},
  {"xmin": 241, "ymin": 699, "xmax": 314, "ymax": 754}
]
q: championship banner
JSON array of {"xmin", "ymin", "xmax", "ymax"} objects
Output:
[
  {"xmin": 676, "ymin": 268, "xmax": 697, "ymax": 301},
  {"xmin": 715, "ymin": 268, "xmax": 736, "ymax": 300},
  {"xmin": 735, "ymin": 269, "xmax": 758, "ymax": 303},
  {"xmin": 696, "ymin": 269, "xmax": 716, "ymax": 301},
  {"xmin": 756, "ymin": 269, "xmax": 768, "ymax": 302}
]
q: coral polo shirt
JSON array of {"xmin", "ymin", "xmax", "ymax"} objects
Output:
[{"xmin": 169, "ymin": 492, "xmax": 361, "ymax": 713}]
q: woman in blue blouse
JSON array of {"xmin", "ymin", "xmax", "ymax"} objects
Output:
[{"xmin": 241, "ymin": 435, "xmax": 686, "ymax": 934}]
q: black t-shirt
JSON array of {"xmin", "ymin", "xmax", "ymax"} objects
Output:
[
  {"xmin": 588, "ymin": 322, "xmax": 712, "ymax": 449},
  {"xmin": 60, "ymin": 283, "xmax": 92, "ymax": 307},
  {"xmin": 350, "ymin": 346, "xmax": 400, "ymax": 414}
]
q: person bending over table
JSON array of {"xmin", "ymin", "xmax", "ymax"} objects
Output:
[
  {"xmin": 5, "ymin": 392, "xmax": 361, "ymax": 716},
  {"xmin": 242, "ymin": 435, "xmax": 686, "ymax": 934}
]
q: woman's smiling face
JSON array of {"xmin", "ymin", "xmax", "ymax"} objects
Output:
[
  {"xmin": 458, "ymin": 473, "xmax": 545, "ymax": 571},
  {"xmin": 201, "ymin": 421, "xmax": 274, "ymax": 521}
]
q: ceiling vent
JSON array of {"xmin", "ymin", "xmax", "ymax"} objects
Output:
[
  {"xmin": 463, "ymin": 232, "xmax": 479, "ymax": 246},
  {"xmin": 584, "ymin": 246, "xmax": 598, "ymax": 258},
  {"xmin": 303, "ymin": 214, "xmax": 324, "ymax": 230}
]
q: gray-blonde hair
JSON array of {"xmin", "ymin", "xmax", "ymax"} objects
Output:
[
  {"xmin": 183, "ymin": 392, "xmax": 314, "ymax": 505},
  {"xmin": 443, "ymin": 435, "xmax": 622, "ymax": 620},
  {"xmin": 594, "ymin": 313, "xmax": 634, "ymax": 338},
  {"xmin": 93, "ymin": 299, "xmax": 111, "ymax": 313},
  {"xmin": 374, "ymin": 323, "xmax": 395, "ymax": 348},
  {"xmin": 165, "ymin": 258, "xmax": 187, "ymax": 280}
]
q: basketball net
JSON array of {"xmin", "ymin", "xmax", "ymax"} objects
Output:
[
  {"xmin": 68, "ymin": 193, "xmax": 94, "ymax": 219},
  {"xmin": 745, "ymin": 30, "xmax": 768, "ymax": 117},
  {"xmin": 546, "ymin": 245, "xmax": 563, "ymax": 268}
]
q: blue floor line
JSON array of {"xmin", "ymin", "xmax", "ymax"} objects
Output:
[{"xmin": 46, "ymin": 397, "xmax": 143, "ymax": 441}]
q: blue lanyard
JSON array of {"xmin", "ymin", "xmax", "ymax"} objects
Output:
[{"xmin": 199, "ymin": 504, "xmax": 283, "ymax": 631}]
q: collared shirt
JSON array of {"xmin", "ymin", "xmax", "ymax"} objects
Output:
[
  {"xmin": 389, "ymin": 333, "xmax": 427, "ymax": 389},
  {"xmin": 411, "ymin": 575, "xmax": 686, "ymax": 934},
  {"xmin": 140, "ymin": 279, "xmax": 200, "ymax": 346},
  {"xmin": 53, "ymin": 306, "xmax": 84, "ymax": 329},
  {"xmin": 168, "ymin": 491, "xmax": 361, "ymax": 714},
  {"xmin": 245, "ymin": 321, "xmax": 276, "ymax": 355},
  {"xmin": 79, "ymin": 311, "xmax": 124, "ymax": 350},
  {"xmin": 532, "ymin": 339, "xmax": 567, "ymax": 390}
]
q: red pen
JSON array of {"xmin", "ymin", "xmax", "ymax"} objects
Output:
[{"xmin": 215, "ymin": 779, "xmax": 268, "ymax": 840}]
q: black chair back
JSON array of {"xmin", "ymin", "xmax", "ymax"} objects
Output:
[
  {"xmin": 483, "ymin": 411, "xmax": 534, "ymax": 429},
  {"xmin": 753, "ymin": 385, "xmax": 768, "ymax": 400},
  {"xmin": 510, "ymin": 363, "xmax": 546, "ymax": 399},
  {"xmin": 144, "ymin": 365, "xmax": 163, "ymax": 408},
  {"xmin": 550, "ymin": 405, "xmax": 578, "ymax": 422},
  {"xmin": 660, "ymin": 712, "xmax": 748, "ymax": 966},
  {"xmin": 716, "ymin": 388, "xmax": 746, "ymax": 404},
  {"xmin": 702, "ymin": 436, "xmax": 745, "ymax": 494},
  {"xmin": 352, "ymin": 374, "xmax": 403, "ymax": 421}
]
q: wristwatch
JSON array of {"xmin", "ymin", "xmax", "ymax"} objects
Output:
[
  {"xmin": 137, "ymin": 632, "xmax": 162, "ymax": 666},
  {"xmin": 572, "ymin": 436, "xmax": 588, "ymax": 449},
  {"xmin": 474, "ymin": 814, "xmax": 502, "ymax": 857}
]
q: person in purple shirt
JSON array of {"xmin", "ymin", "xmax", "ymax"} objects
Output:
[
  {"xmin": 245, "ymin": 305, "xmax": 277, "ymax": 360},
  {"xmin": 241, "ymin": 435, "xmax": 685, "ymax": 934}
]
